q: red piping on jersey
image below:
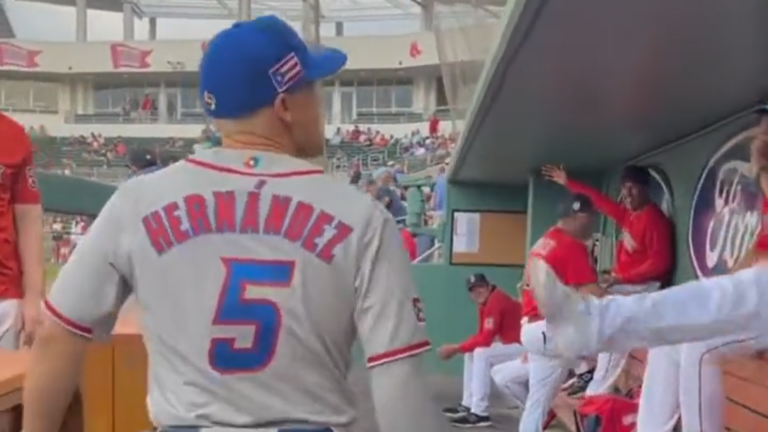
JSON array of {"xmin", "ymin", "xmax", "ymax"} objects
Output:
[
  {"xmin": 366, "ymin": 340, "xmax": 432, "ymax": 368},
  {"xmin": 185, "ymin": 158, "xmax": 325, "ymax": 178},
  {"xmin": 43, "ymin": 299, "xmax": 94, "ymax": 338}
]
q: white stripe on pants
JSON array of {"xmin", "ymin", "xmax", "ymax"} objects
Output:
[
  {"xmin": 585, "ymin": 281, "xmax": 661, "ymax": 396},
  {"xmin": 460, "ymin": 342, "xmax": 525, "ymax": 416}
]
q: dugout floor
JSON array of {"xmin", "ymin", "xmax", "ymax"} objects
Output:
[{"xmin": 346, "ymin": 366, "xmax": 531, "ymax": 431}]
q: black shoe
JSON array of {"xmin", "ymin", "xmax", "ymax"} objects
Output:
[
  {"xmin": 442, "ymin": 404, "xmax": 470, "ymax": 419},
  {"xmin": 566, "ymin": 367, "xmax": 595, "ymax": 398},
  {"xmin": 450, "ymin": 412, "xmax": 492, "ymax": 428}
]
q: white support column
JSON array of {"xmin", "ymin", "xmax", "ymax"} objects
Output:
[
  {"xmin": 421, "ymin": 0, "xmax": 434, "ymax": 31},
  {"xmin": 237, "ymin": 0, "xmax": 251, "ymax": 21},
  {"xmin": 301, "ymin": 0, "xmax": 320, "ymax": 44},
  {"xmin": 148, "ymin": 17, "xmax": 157, "ymax": 40},
  {"xmin": 122, "ymin": 2, "xmax": 135, "ymax": 41},
  {"xmin": 158, "ymin": 81, "xmax": 168, "ymax": 123},
  {"xmin": 75, "ymin": 0, "xmax": 87, "ymax": 42}
]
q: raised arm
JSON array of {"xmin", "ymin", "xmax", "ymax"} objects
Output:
[
  {"xmin": 542, "ymin": 165, "xmax": 628, "ymax": 225},
  {"xmin": 354, "ymin": 205, "xmax": 444, "ymax": 432}
]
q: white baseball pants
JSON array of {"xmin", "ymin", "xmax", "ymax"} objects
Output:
[
  {"xmin": 585, "ymin": 281, "xmax": 661, "ymax": 396},
  {"xmin": 490, "ymin": 356, "xmax": 529, "ymax": 409},
  {"xmin": 0, "ymin": 299, "xmax": 19, "ymax": 349},
  {"xmin": 518, "ymin": 320, "xmax": 576, "ymax": 432},
  {"xmin": 460, "ymin": 342, "xmax": 525, "ymax": 416},
  {"xmin": 636, "ymin": 332, "xmax": 768, "ymax": 432}
]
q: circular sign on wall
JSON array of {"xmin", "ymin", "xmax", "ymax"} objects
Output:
[{"xmin": 688, "ymin": 127, "xmax": 762, "ymax": 278}]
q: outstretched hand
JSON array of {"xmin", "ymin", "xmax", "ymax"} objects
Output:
[{"xmin": 541, "ymin": 164, "xmax": 568, "ymax": 185}]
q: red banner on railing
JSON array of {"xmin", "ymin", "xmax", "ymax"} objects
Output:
[
  {"xmin": 0, "ymin": 42, "xmax": 42, "ymax": 69},
  {"xmin": 110, "ymin": 43, "xmax": 152, "ymax": 70}
]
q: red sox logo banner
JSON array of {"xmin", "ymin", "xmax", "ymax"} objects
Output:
[
  {"xmin": 409, "ymin": 41, "xmax": 422, "ymax": 59},
  {"xmin": 688, "ymin": 126, "xmax": 761, "ymax": 278},
  {"xmin": 0, "ymin": 42, "xmax": 42, "ymax": 69},
  {"xmin": 110, "ymin": 43, "xmax": 153, "ymax": 70}
]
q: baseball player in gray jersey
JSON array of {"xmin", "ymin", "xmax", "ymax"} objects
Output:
[{"xmin": 23, "ymin": 16, "xmax": 446, "ymax": 432}]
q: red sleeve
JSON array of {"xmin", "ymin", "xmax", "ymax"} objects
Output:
[
  {"xmin": 11, "ymin": 136, "xmax": 41, "ymax": 205},
  {"xmin": 564, "ymin": 241, "xmax": 598, "ymax": 286},
  {"xmin": 616, "ymin": 212, "xmax": 673, "ymax": 284},
  {"xmin": 459, "ymin": 298, "xmax": 501, "ymax": 353},
  {"xmin": 566, "ymin": 179, "xmax": 628, "ymax": 227}
]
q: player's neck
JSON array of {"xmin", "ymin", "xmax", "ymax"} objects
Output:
[{"xmin": 220, "ymin": 133, "xmax": 298, "ymax": 157}]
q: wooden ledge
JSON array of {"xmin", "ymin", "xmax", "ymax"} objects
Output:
[{"xmin": 0, "ymin": 350, "xmax": 29, "ymax": 411}]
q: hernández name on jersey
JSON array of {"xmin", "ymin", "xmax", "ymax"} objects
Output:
[{"xmin": 141, "ymin": 178, "xmax": 353, "ymax": 263}]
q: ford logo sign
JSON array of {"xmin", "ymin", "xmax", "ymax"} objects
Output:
[{"xmin": 688, "ymin": 127, "xmax": 762, "ymax": 278}]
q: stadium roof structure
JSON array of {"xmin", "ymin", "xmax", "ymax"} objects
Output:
[{"xmin": 19, "ymin": 0, "xmax": 437, "ymax": 21}]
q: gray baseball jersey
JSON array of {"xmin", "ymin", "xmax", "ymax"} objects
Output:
[{"xmin": 44, "ymin": 148, "xmax": 431, "ymax": 429}]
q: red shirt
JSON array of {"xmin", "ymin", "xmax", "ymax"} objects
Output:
[
  {"xmin": 459, "ymin": 287, "xmax": 522, "ymax": 353},
  {"xmin": 567, "ymin": 179, "xmax": 673, "ymax": 284},
  {"xmin": 0, "ymin": 114, "xmax": 41, "ymax": 299},
  {"xmin": 428, "ymin": 116, "xmax": 439, "ymax": 136},
  {"xmin": 522, "ymin": 227, "xmax": 598, "ymax": 319},
  {"xmin": 400, "ymin": 228, "xmax": 417, "ymax": 261},
  {"xmin": 756, "ymin": 197, "xmax": 768, "ymax": 252}
]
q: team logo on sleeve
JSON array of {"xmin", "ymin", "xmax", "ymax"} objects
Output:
[
  {"xmin": 483, "ymin": 317, "xmax": 494, "ymax": 330},
  {"xmin": 411, "ymin": 297, "xmax": 426, "ymax": 324}
]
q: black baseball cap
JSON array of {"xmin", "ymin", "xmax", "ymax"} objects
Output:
[
  {"xmin": 558, "ymin": 193, "xmax": 596, "ymax": 218},
  {"xmin": 127, "ymin": 148, "xmax": 159, "ymax": 170},
  {"xmin": 467, "ymin": 273, "xmax": 491, "ymax": 290}
]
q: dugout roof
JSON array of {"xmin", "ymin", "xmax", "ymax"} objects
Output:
[{"xmin": 452, "ymin": 0, "xmax": 768, "ymax": 185}]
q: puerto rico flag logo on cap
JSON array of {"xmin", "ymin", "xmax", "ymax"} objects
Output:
[{"xmin": 269, "ymin": 52, "xmax": 304, "ymax": 93}]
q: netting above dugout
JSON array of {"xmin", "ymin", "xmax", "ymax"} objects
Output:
[{"xmin": 432, "ymin": 0, "xmax": 509, "ymax": 128}]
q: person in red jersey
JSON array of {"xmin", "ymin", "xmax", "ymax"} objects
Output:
[
  {"xmin": 0, "ymin": 113, "xmax": 44, "ymax": 430},
  {"xmin": 437, "ymin": 273, "xmax": 524, "ymax": 428},
  {"xmin": 530, "ymin": 114, "xmax": 768, "ymax": 432},
  {"xmin": 399, "ymin": 227, "xmax": 417, "ymax": 261},
  {"xmin": 542, "ymin": 164, "xmax": 673, "ymax": 396},
  {"xmin": 518, "ymin": 193, "xmax": 604, "ymax": 432}
]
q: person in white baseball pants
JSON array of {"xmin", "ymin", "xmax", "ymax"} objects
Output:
[
  {"xmin": 530, "ymin": 258, "xmax": 768, "ymax": 430},
  {"xmin": 584, "ymin": 281, "xmax": 661, "ymax": 396},
  {"xmin": 0, "ymin": 299, "xmax": 19, "ymax": 349},
  {"xmin": 491, "ymin": 354, "xmax": 530, "ymax": 410},
  {"xmin": 462, "ymin": 342, "xmax": 527, "ymax": 413}
]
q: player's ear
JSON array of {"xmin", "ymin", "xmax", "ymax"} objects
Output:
[{"xmin": 273, "ymin": 93, "xmax": 292, "ymax": 124}]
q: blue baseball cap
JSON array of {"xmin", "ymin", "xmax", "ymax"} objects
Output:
[{"xmin": 200, "ymin": 15, "xmax": 348, "ymax": 120}]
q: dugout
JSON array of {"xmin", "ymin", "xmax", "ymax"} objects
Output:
[
  {"xmin": 415, "ymin": 0, "xmax": 768, "ymax": 372},
  {"xmin": 414, "ymin": 0, "xmax": 768, "ymax": 427}
]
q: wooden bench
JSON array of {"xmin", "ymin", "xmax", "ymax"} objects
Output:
[
  {"xmin": 0, "ymin": 301, "xmax": 152, "ymax": 432},
  {"xmin": 722, "ymin": 354, "xmax": 768, "ymax": 431},
  {"xmin": 0, "ymin": 349, "xmax": 85, "ymax": 432},
  {"xmin": 551, "ymin": 349, "xmax": 646, "ymax": 432}
]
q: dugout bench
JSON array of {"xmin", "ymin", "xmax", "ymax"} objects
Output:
[
  {"xmin": 550, "ymin": 350, "xmax": 768, "ymax": 432},
  {"xmin": 0, "ymin": 302, "xmax": 152, "ymax": 432}
]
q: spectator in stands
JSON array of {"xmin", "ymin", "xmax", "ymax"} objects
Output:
[
  {"xmin": 373, "ymin": 167, "xmax": 407, "ymax": 222},
  {"xmin": 140, "ymin": 93, "xmax": 153, "ymax": 121},
  {"xmin": 329, "ymin": 127, "xmax": 343, "ymax": 145},
  {"xmin": 349, "ymin": 161, "xmax": 361, "ymax": 185},
  {"xmin": 429, "ymin": 112, "xmax": 440, "ymax": 137},
  {"xmin": 432, "ymin": 163, "xmax": 448, "ymax": 220},
  {"xmin": 400, "ymin": 227, "xmax": 417, "ymax": 261},
  {"xmin": 126, "ymin": 147, "xmax": 161, "ymax": 178}
]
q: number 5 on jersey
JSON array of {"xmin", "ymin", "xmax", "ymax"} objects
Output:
[{"xmin": 208, "ymin": 258, "xmax": 295, "ymax": 374}]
